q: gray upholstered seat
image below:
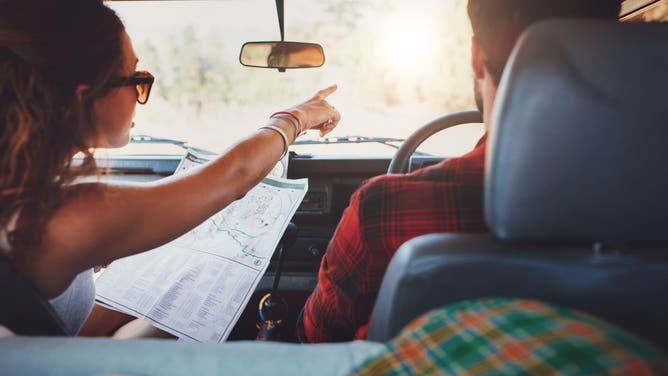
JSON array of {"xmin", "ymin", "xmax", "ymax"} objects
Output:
[{"xmin": 367, "ymin": 20, "xmax": 668, "ymax": 351}]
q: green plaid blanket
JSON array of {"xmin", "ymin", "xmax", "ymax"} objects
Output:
[{"xmin": 351, "ymin": 298, "xmax": 667, "ymax": 375}]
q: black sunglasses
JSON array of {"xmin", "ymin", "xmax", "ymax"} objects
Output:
[{"xmin": 107, "ymin": 70, "xmax": 155, "ymax": 105}]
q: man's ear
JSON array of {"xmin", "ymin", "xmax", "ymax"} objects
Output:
[{"xmin": 471, "ymin": 36, "xmax": 486, "ymax": 80}]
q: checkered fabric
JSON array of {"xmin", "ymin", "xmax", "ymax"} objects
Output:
[{"xmin": 349, "ymin": 298, "xmax": 668, "ymax": 375}]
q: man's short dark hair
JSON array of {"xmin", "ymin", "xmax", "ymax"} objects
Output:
[{"xmin": 468, "ymin": 0, "xmax": 622, "ymax": 84}]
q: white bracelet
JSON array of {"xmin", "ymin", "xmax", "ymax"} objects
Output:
[{"xmin": 259, "ymin": 125, "xmax": 289, "ymax": 160}]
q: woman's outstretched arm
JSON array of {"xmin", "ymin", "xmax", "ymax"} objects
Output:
[{"xmin": 28, "ymin": 86, "xmax": 341, "ymax": 298}]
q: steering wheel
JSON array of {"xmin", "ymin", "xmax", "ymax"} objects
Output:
[{"xmin": 387, "ymin": 110, "xmax": 483, "ymax": 174}]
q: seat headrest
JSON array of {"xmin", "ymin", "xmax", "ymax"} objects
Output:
[{"xmin": 486, "ymin": 20, "xmax": 668, "ymax": 244}]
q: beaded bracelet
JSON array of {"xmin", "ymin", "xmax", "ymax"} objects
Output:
[
  {"xmin": 259, "ymin": 125, "xmax": 289, "ymax": 160},
  {"xmin": 271, "ymin": 111, "xmax": 303, "ymax": 135}
]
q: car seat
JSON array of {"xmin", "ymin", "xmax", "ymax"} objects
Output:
[{"xmin": 367, "ymin": 19, "xmax": 668, "ymax": 351}]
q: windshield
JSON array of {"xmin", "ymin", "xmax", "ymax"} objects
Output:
[{"xmin": 108, "ymin": 0, "xmax": 483, "ymax": 157}]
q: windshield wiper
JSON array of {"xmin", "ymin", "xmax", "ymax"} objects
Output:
[
  {"xmin": 293, "ymin": 135, "xmax": 431, "ymax": 156},
  {"xmin": 130, "ymin": 134, "xmax": 216, "ymax": 156}
]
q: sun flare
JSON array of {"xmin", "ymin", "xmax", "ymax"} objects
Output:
[{"xmin": 379, "ymin": 12, "xmax": 440, "ymax": 77}]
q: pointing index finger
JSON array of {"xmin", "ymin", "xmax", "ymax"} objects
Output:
[{"xmin": 314, "ymin": 84, "xmax": 338, "ymax": 99}]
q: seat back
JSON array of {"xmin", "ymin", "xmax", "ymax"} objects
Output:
[
  {"xmin": 368, "ymin": 20, "xmax": 668, "ymax": 350},
  {"xmin": 367, "ymin": 234, "xmax": 668, "ymax": 349},
  {"xmin": 0, "ymin": 255, "xmax": 67, "ymax": 336},
  {"xmin": 487, "ymin": 20, "xmax": 668, "ymax": 243}
]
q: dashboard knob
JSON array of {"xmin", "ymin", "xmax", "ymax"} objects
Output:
[{"xmin": 308, "ymin": 244, "xmax": 323, "ymax": 258}]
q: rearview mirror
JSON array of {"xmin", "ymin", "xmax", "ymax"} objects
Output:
[{"xmin": 239, "ymin": 42, "xmax": 325, "ymax": 70}]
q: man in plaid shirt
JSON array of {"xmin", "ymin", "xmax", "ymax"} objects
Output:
[{"xmin": 298, "ymin": 0, "xmax": 623, "ymax": 343}]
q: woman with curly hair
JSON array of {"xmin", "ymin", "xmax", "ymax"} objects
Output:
[{"xmin": 0, "ymin": 0, "xmax": 340, "ymax": 336}]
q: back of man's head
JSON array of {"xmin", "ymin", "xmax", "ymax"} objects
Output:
[{"xmin": 468, "ymin": 0, "xmax": 622, "ymax": 85}]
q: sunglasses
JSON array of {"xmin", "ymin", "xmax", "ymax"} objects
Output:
[{"xmin": 107, "ymin": 70, "xmax": 155, "ymax": 105}]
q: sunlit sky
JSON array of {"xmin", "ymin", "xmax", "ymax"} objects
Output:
[
  {"xmin": 110, "ymin": 1, "xmax": 318, "ymax": 59},
  {"xmin": 375, "ymin": 6, "xmax": 443, "ymax": 78}
]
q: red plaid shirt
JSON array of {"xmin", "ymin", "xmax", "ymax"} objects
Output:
[{"xmin": 298, "ymin": 134, "xmax": 489, "ymax": 343}]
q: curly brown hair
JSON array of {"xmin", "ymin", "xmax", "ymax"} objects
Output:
[{"xmin": 0, "ymin": 0, "xmax": 125, "ymax": 263}]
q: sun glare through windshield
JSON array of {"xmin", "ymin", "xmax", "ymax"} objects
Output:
[{"xmin": 108, "ymin": 0, "xmax": 482, "ymax": 157}]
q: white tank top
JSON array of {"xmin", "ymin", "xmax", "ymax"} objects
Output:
[{"xmin": 49, "ymin": 269, "xmax": 96, "ymax": 335}]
